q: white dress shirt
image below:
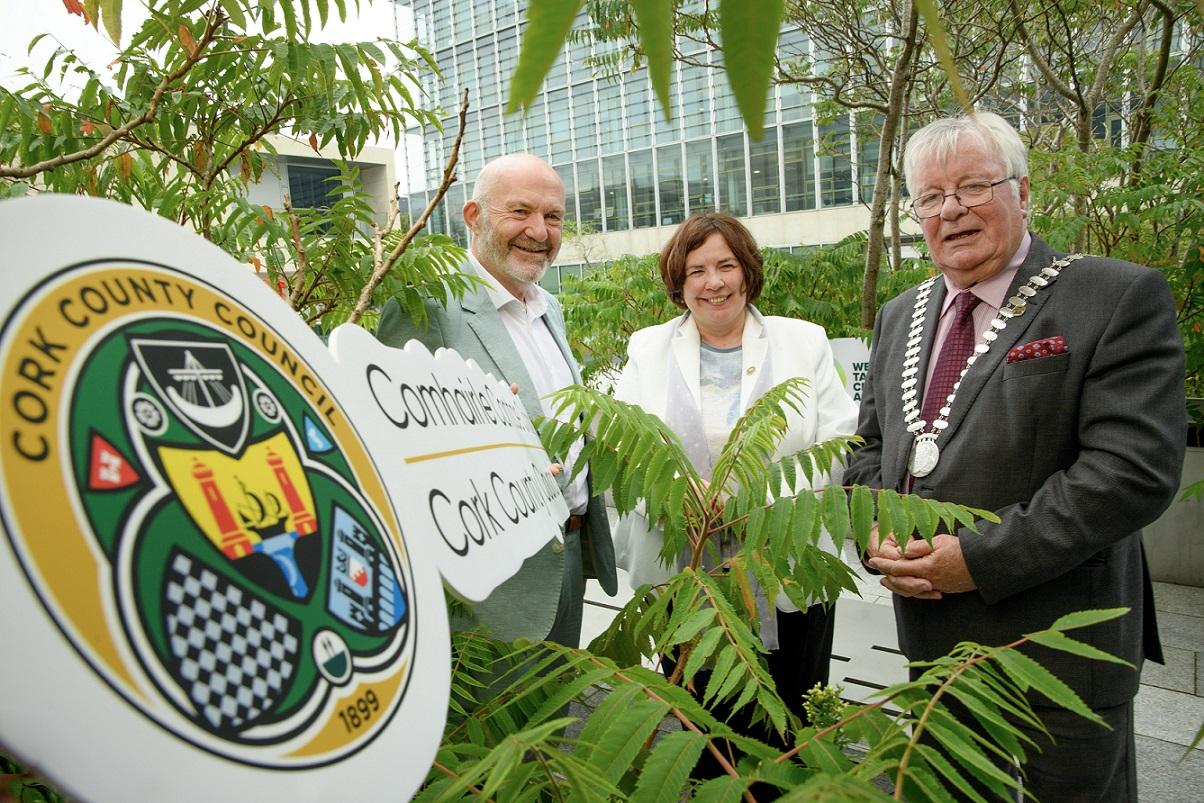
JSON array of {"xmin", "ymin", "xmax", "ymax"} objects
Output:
[{"xmin": 469, "ymin": 254, "xmax": 589, "ymax": 515}]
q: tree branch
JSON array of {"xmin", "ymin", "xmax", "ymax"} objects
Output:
[
  {"xmin": 0, "ymin": 10, "xmax": 224, "ymax": 179},
  {"xmin": 283, "ymin": 194, "xmax": 312, "ymax": 308},
  {"xmin": 346, "ymin": 89, "xmax": 470, "ymax": 325}
]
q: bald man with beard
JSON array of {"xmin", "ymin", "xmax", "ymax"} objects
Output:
[{"xmin": 377, "ymin": 154, "xmax": 617, "ymax": 646}]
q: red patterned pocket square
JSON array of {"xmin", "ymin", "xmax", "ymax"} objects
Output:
[{"xmin": 1007, "ymin": 336, "xmax": 1068, "ymax": 363}]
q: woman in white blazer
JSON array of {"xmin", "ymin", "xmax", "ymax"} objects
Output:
[{"xmin": 613, "ymin": 212, "xmax": 859, "ymax": 735}]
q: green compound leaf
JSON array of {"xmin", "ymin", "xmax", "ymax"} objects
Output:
[
  {"xmin": 507, "ymin": 0, "xmax": 585, "ymax": 114},
  {"xmin": 631, "ymin": 0, "xmax": 675, "ymax": 121},
  {"xmin": 718, "ymin": 0, "xmax": 784, "ymax": 140}
]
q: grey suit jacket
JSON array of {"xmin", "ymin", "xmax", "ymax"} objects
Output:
[
  {"xmin": 845, "ymin": 235, "xmax": 1186, "ymax": 707},
  {"xmin": 376, "ymin": 274, "xmax": 617, "ymax": 643}
]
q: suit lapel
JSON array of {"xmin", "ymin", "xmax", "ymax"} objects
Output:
[
  {"xmin": 739, "ymin": 312, "xmax": 769, "ymax": 410},
  {"xmin": 671, "ymin": 316, "xmax": 703, "ymax": 408},
  {"xmin": 460, "ymin": 286, "xmax": 542, "ymax": 415},
  {"xmin": 937, "ymin": 236, "xmax": 1056, "ymax": 447}
]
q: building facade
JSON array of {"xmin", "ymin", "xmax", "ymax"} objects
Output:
[{"xmin": 394, "ymin": 0, "xmax": 889, "ymax": 291}]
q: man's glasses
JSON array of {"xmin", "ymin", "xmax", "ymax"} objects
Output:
[{"xmin": 910, "ymin": 176, "xmax": 1016, "ymax": 219}]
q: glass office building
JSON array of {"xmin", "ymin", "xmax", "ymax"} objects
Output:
[{"xmin": 393, "ymin": 0, "xmax": 880, "ymax": 290}]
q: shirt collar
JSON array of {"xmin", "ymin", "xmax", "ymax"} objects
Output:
[
  {"xmin": 940, "ymin": 230, "xmax": 1031, "ymax": 312},
  {"xmin": 468, "ymin": 251, "xmax": 547, "ymax": 318}
]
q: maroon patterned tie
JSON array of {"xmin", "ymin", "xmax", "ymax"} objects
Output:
[{"xmin": 920, "ymin": 291, "xmax": 982, "ymax": 427}]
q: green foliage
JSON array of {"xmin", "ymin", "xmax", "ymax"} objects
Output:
[
  {"xmin": 718, "ymin": 0, "xmax": 786, "ymax": 139},
  {"xmin": 0, "ymin": 0, "xmax": 468, "ymax": 332},
  {"xmin": 506, "ymin": 0, "xmax": 585, "ymax": 114},
  {"xmin": 420, "ymin": 598, "xmax": 1131, "ymax": 799},
  {"xmin": 539, "ymin": 379, "xmax": 998, "ymax": 754},
  {"xmin": 629, "ymin": 0, "xmax": 676, "ymax": 121},
  {"xmin": 1030, "ymin": 137, "xmax": 1204, "ymax": 396}
]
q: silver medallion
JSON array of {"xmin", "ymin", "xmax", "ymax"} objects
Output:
[{"xmin": 909, "ymin": 436, "xmax": 940, "ymax": 478}]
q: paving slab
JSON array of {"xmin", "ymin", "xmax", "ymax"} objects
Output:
[
  {"xmin": 1142, "ymin": 645, "xmax": 1198, "ymax": 694},
  {"xmin": 1152, "ymin": 581, "xmax": 1204, "ymax": 618},
  {"xmin": 1136, "ymin": 734, "xmax": 1204, "ymax": 802},
  {"xmin": 1134, "ymin": 684, "xmax": 1204, "ymax": 749},
  {"xmin": 1157, "ymin": 610, "xmax": 1204, "ymax": 654}
]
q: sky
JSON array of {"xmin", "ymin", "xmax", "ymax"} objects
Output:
[{"xmin": 0, "ymin": 0, "xmax": 421, "ymax": 186}]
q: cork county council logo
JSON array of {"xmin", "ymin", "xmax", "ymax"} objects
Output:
[{"xmin": 0, "ymin": 261, "xmax": 416, "ymax": 768}]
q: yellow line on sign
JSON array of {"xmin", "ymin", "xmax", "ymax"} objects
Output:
[{"xmin": 404, "ymin": 441, "xmax": 543, "ymax": 464}]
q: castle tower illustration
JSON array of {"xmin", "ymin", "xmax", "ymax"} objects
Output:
[
  {"xmin": 191, "ymin": 458, "xmax": 255, "ymax": 558},
  {"xmin": 266, "ymin": 448, "xmax": 317, "ymax": 536}
]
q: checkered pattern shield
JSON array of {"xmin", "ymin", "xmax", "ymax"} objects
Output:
[{"xmin": 163, "ymin": 551, "xmax": 300, "ymax": 733}]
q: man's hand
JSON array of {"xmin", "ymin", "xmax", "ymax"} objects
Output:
[
  {"xmin": 866, "ymin": 523, "xmax": 902, "ymax": 561},
  {"xmin": 869, "ymin": 533, "xmax": 976, "ymax": 598}
]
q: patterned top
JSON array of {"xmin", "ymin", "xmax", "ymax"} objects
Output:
[{"xmin": 699, "ymin": 343, "xmax": 743, "ymax": 466}]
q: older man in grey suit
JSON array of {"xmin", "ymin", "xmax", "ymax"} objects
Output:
[
  {"xmin": 845, "ymin": 112, "xmax": 1185, "ymax": 800},
  {"xmin": 377, "ymin": 153, "xmax": 616, "ymax": 647}
]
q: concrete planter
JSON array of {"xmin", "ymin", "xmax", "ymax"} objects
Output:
[{"xmin": 1143, "ymin": 445, "xmax": 1204, "ymax": 588}]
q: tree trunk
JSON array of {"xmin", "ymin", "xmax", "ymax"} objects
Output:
[{"xmin": 861, "ymin": 1, "xmax": 919, "ymax": 330}]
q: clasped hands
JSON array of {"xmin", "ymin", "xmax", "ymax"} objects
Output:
[{"xmin": 866, "ymin": 524, "xmax": 977, "ymax": 599}]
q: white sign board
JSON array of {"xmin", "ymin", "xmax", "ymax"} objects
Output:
[
  {"xmin": 328, "ymin": 325, "xmax": 568, "ymax": 602},
  {"xmin": 830, "ymin": 337, "xmax": 872, "ymax": 406},
  {"xmin": 0, "ymin": 196, "xmax": 449, "ymax": 802}
]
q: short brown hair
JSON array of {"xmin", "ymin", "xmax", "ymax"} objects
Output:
[{"xmin": 659, "ymin": 211, "xmax": 764, "ymax": 309}]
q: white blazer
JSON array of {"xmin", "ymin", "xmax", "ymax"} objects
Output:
[{"xmin": 612, "ymin": 308, "xmax": 860, "ymax": 597}]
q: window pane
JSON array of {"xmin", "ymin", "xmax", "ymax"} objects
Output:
[
  {"xmin": 554, "ymin": 164, "xmax": 577, "ymax": 225},
  {"xmin": 714, "ymin": 80, "xmax": 742, "ymax": 135},
  {"xmin": 495, "ymin": 0, "xmax": 516, "ymax": 28},
  {"xmin": 716, "ymin": 132, "xmax": 747, "ymax": 216},
  {"xmin": 544, "ymin": 49, "xmax": 568, "ymax": 90},
  {"xmin": 598, "ymin": 83, "xmax": 624, "ymax": 154},
  {"xmin": 577, "ymin": 159, "xmax": 602, "ymax": 231},
  {"xmin": 481, "ymin": 115, "xmax": 503, "ymax": 163},
  {"xmin": 686, "ymin": 139, "xmax": 715, "ymax": 214},
  {"xmin": 448, "ymin": 188, "xmax": 468, "ymax": 244},
  {"xmin": 408, "ymin": 191, "xmax": 427, "ymax": 227},
  {"xmin": 288, "ymin": 164, "xmax": 340, "ymax": 209},
  {"xmin": 655, "ymin": 64, "xmax": 681, "ymax": 143},
  {"xmin": 537, "ymin": 268, "xmax": 560, "ymax": 294},
  {"xmin": 477, "ymin": 39, "xmax": 498, "ymax": 109},
  {"xmin": 432, "ymin": 3, "xmax": 452, "ymax": 48},
  {"xmin": 453, "ymin": 0, "xmax": 472, "ymax": 42},
  {"xmin": 504, "ymin": 112, "xmax": 525, "ymax": 154},
  {"xmin": 573, "ymin": 84, "xmax": 597, "ymax": 158},
  {"xmin": 626, "ymin": 75, "xmax": 651, "ymax": 149},
  {"xmin": 454, "ymin": 42, "xmax": 473, "ymax": 102},
  {"xmin": 526, "ymin": 96, "xmax": 548, "ymax": 158},
  {"xmin": 818, "ymin": 118, "xmax": 853, "ymax": 207},
  {"xmin": 750, "ymin": 129, "xmax": 780, "ymax": 215},
  {"xmin": 782, "ymin": 121, "xmax": 816, "ymax": 211},
  {"xmin": 472, "ymin": 0, "xmax": 493, "ymax": 37},
  {"xmin": 430, "ymin": 198, "xmax": 449, "ymax": 237},
  {"xmin": 548, "ymin": 89, "xmax": 572, "ymax": 162},
  {"xmin": 681, "ymin": 64, "xmax": 710, "ymax": 139},
  {"xmin": 459, "ymin": 110, "xmax": 482, "ymax": 174},
  {"xmin": 629, "ymin": 149, "xmax": 656, "ymax": 228},
  {"xmin": 862, "ymin": 130, "xmax": 881, "ymax": 205},
  {"xmin": 438, "ymin": 49, "xmax": 456, "ymax": 111},
  {"xmin": 497, "ymin": 30, "xmax": 518, "ymax": 103},
  {"xmin": 657, "ymin": 144, "xmax": 685, "ymax": 225},
  {"xmin": 603, "ymin": 154, "xmax": 629, "ymax": 232}
]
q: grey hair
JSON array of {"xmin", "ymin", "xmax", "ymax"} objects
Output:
[{"xmin": 903, "ymin": 111, "xmax": 1028, "ymax": 197}]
